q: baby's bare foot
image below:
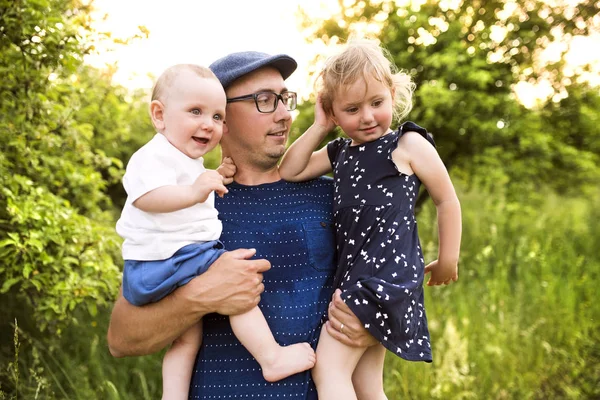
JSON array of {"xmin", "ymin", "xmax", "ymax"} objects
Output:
[{"xmin": 260, "ymin": 343, "xmax": 316, "ymax": 382}]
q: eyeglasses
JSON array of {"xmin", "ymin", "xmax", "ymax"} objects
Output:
[{"xmin": 227, "ymin": 91, "xmax": 297, "ymax": 113}]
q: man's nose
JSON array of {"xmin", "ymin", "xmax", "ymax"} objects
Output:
[{"xmin": 273, "ymin": 97, "xmax": 291, "ymax": 121}]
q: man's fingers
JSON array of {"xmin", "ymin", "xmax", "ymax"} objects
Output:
[
  {"xmin": 325, "ymin": 321, "xmax": 353, "ymax": 346},
  {"xmin": 331, "ymin": 289, "xmax": 354, "ymax": 316},
  {"xmin": 227, "ymin": 247, "xmax": 257, "ymax": 259}
]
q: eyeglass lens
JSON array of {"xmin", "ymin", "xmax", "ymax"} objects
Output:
[{"xmin": 256, "ymin": 92, "xmax": 296, "ymax": 113}]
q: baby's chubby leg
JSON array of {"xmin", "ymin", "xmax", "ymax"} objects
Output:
[
  {"xmin": 230, "ymin": 306, "xmax": 316, "ymax": 382},
  {"xmin": 161, "ymin": 322, "xmax": 202, "ymax": 400},
  {"xmin": 352, "ymin": 343, "xmax": 388, "ymax": 400},
  {"xmin": 311, "ymin": 327, "xmax": 367, "ymax": 400}
]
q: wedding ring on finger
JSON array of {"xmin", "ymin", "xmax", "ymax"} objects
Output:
[{"xmin": 340, "ymin": 323, "xmax": 345, "ymax": 334}]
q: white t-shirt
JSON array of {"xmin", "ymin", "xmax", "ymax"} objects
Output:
[{"xmin": 116, "ymin": 133, "xmax": 222, "ymax": 261}]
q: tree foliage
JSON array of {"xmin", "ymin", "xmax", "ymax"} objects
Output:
[
  {"xmin": 295, "ymin": 0, "xmax": 600, "ymax": 196},
  {"xmin": 0, "ymin": 0, "xmax": 148, "ymax": 332}
]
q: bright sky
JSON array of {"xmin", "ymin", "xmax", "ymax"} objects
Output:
[
  {"xmin": 87, "ymin": 0, "xmax": 336, "ymax": 96},
  {"xmin": 87, "ymin": 0, "xmax": 599, "ymax": 108}
]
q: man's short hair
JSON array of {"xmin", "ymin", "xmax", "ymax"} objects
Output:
[{"xmin": 209, "ymin": 51, "xmax": 297, "ymax": 89}]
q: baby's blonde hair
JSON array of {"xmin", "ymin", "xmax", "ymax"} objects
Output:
[
  {"xmin": 151, "ymin": 64, "xmax": 218, "ymax": 103},
  {"xmin": 318, "ymin": 39, "xmax": 414, "ymax": 122}
]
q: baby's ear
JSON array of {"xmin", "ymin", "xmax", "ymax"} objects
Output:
[{"xmin": 149, "ymin": 100, "xmax": 166, "ymax": 131}]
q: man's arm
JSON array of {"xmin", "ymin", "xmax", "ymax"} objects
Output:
[{"xmin": 107, "ymin": 248, "xmax": 270, "ymax": 357}]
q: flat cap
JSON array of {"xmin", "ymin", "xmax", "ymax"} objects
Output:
[{"xmin": 209, "ymin": 51, "xmax": 297, "ymax": 89}]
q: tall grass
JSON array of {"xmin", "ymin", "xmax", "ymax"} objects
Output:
[
  {"xmin": 0, "ymin": 309, "xmax": 163, "ymax": 399},
  {"xmin": 384, "ymin": 188, "xmax": 600, "ymax": 399},
  {"xmin": 1, "ymin": 188, "xmax": 599, "ymax": 399}
]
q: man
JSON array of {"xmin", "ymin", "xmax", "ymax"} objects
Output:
[{"xmin": 107, "ymin": 51, "xmax": 375, "ymax": 399}]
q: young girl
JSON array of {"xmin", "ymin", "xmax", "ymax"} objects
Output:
[
  {"xmin": 279, "ymin": 40, "xmax": 462, "ymax": 399},
  {"xmin": 117, "ymin": 64, "xmax": 316, "ymax": 400}
]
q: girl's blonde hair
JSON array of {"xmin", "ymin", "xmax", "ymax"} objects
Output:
[
  {"xmin": 151, "ymin": 64, "xmax": 218, "ymax": 102},
  {"xmin": 318, "ymin": 39, "xmax": 415, "ymax": 122}
]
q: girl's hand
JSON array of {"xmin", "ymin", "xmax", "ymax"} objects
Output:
[
  {"xmin": 424, "ymin": 259, "xmax": 458, "ymax": 286},
  {"xmin": 217, "ymin": 157, "xmax": 236, "ymax": 185},
  {"xmin": 314, "ymin": 95, "xmax": 336, "ymax": 133}
]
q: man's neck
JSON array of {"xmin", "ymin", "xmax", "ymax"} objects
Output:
[{"xmin": 233, "ymin": 164, "xmax": 281, "ymax": 186}]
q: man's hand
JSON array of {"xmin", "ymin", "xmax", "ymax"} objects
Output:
[
  {"xmin": 217, "ymin": 157, "xmax": 237, "ymax": 185},
  {"xmin": 180, "ymin": 248, "xmax": 271, "ymax": 316},
  {"xmin": 326, "ymin": 289, "xmax": 378, "ymax": 348},
  {"xmin": 107, "ymin": 248, "xmax": 270, "ymax": 357}
]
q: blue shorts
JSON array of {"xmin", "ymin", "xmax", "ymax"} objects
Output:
[{"xmin": 122, "ymin": 241, "xmax": 226, "ymax": 306}]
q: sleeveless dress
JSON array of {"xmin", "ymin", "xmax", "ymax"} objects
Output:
[{"xmin": 326, "ymin": 121, "xmax": 434, "ymax": 362}]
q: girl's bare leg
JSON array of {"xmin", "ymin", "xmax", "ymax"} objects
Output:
[
  {"xmin": 230, "ymin": 306, "xmax": 316, "ymax": 382},
  {"xmin": 161, "ymin": 321, "xmax": 202, "ymax": 400},
  {"xmin": 353, "ymin": 343, "xmax": 388, "ymax": 400},
  {"xmin": 312, "ymin": 326, "xmax": 367, "ymax": 400}
]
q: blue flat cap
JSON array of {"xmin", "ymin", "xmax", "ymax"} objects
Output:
[{"xmin": 209, "ymin": 51, "xmax": 297, "ymax": 89}]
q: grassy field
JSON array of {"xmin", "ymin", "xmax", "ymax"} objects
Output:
[
  {"xmin": 2, "ymin": 188, "xmax": 599, "ymax": 399},
  {"xmin": 384, "ymin": 189, "xmax": 600, "ymax": 399}
]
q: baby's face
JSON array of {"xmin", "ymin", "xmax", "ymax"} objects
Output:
[{"xmin": 161, "ymin": 71, "xmax": 226, "ymax": 159}]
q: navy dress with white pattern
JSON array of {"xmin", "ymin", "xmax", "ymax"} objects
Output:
[{"xmin": 326, "ymin": 121, "xmax": 434, "ymax": 362}]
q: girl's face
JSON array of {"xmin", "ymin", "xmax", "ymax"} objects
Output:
[{"xmin": 330, "ymin": 74, "xmax": 394, "ymax": 146}]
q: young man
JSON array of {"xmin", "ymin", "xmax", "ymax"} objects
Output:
[{"xmin": 107, "ymin": 51, "xmax": 375, "ymax": 399}]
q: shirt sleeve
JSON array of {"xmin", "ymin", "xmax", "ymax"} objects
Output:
[{"xmin": 122, "ymin": 148, "xmax": 178, "ymax": 203}]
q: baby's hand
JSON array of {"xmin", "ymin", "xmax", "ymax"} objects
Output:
[
  {"xmin": 217, "ymin": 157, "xmax": 236, "ymax": 185},
  {"xmin": 424, "ymin": 259, "xmax": 458, "ymax": 286},
  {"xmin": 193, "ymin": 170, "xmax": 228, "ymax": 202}
]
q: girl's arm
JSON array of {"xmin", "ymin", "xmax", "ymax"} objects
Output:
[
  {"xmin": 279, "ymin": 96, "xmax": 336, "ymax": 182},
  {"xmin": 134, "ymin": 170, "xmax": 227, "ymax": 213},
  {"xmin": 393, "ymin": 132, "xmax": 462, "ymax": 285}
]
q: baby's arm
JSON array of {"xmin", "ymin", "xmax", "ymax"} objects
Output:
[
  {"xmin": 134, "ymin": 170, "xmax": 228, "ymax": 213},
  {"xmin": 279, "ymin": 96, "xmax": 335, "ymax": 181},
  {"xmin": 394, "ymin": 132, "xmax": 462, "ymax": 285}
]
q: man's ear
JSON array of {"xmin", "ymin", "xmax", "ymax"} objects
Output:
[
  {"xmin": 150, "ymin": 100, "xmax": 166, "ymax": 131},
  {"xmin": 222, "ymin": 120, "xmax": 228, "ymax": 135}
]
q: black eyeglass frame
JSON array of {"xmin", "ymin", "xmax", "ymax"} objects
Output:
[{"xmin": 226, "ymin": 91, "xmax": 297, "ymax": 113}]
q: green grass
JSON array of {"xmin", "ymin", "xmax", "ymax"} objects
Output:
[
  {"xmin": 383, "ymin": 189, "xmax": 600, "ymax": 399},
  {"xmin": 2, "ymin": 188, "xmax": 599, "ymax": 399}
]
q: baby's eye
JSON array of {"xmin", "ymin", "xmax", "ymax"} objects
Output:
[
  {"xmin": 373, "ymin": 99, "xmax": 383, "ymax": 107},
  {"xmin": 345, "ymin": 107, "xmax": 358, "ymax": 113},
  {"xmin": 213, "ymin": 114, "xmax": 223, "ymax": 121},
  {"xmin": 191, "ymin": 109, "xmax": 201, "ymax": 115}
]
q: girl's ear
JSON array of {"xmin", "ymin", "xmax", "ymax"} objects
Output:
[
  {"xmin": 330, "ymin": 111, "xmax": 339, "ymax": 126},
  {"xmin": 150, "ymin": 100, "xmax": 166, "ymax": 131}
]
